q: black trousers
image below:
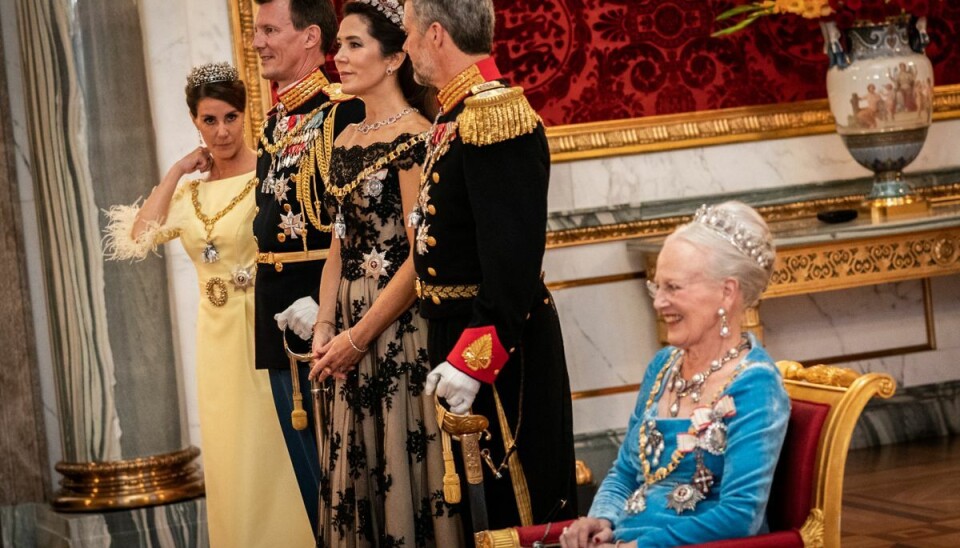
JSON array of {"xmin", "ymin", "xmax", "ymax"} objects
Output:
[{"xmin": 426, "ymin": 293, "xmax": 578, "ymax": 535}]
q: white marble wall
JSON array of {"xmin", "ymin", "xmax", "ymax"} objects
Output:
[
  {"xmin": 2, "ymin": 0, "xmax": 63, "ymax": 486},
  {"xmin": 548, "ymin": 119, "xmax": 960, "ymax": 212}
]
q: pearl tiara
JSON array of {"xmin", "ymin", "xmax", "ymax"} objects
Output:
[
  {"xmin": 693, "ymin": 204, "xmax": 775, "ymax": 270},
  {"xmin": 186, "ymin": 62, "xmax": 239, "ymax": 88},
  {"xmin": 351, "ymin": 0, "xmax": 404, "ymax": 28}
]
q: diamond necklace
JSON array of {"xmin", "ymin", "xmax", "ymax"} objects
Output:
[
  {"xmin": 667, "ymin": 333, "xmax": 750, "ymax": 417},
  {"xmin": 355, "ymin": 107, "xmax": 417, "ymax": 134}
]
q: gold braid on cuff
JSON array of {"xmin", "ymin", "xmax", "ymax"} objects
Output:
[{"xmin": 415, "ymin": 278, "xmax": 479, "ymax": 305}]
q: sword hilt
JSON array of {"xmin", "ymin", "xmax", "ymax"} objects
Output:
[
  {"xmin": 283, "ymin": 328, "xmax": 313, "ymax": 431},
  {"xmin": 435, "ymin": 396, "xmax": 490, "ymax": 496}
]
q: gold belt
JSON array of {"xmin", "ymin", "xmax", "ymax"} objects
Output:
[
  {"xmin": 415, "ymin": 278, "xmax": 479, "ymax": 305},
  {"xmin": 257, "ymin": 249, "xmax": 329, "ymax": 272}
]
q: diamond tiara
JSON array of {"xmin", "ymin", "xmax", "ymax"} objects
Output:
[
  {"xmin": 351, "ymin": 0, "xmax": 404, "ymax": 28},
  {"xmin": 187, "ymin": 62, "xmax": 239, "ymax": 88},
  {"xmin": 693, "ymin": 204, "xmax": 775, "ymax": 270}
]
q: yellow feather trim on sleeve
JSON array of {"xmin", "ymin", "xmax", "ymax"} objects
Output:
[
  {"xmin": 102, "ymin": 195, "xmax": 182, "ymax": 262},
  {"xmin": 458, "ymin": 85, "xmax": 541, "ymax": 146}
]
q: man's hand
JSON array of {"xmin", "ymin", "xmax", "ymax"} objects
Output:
[
  {"xmin": 424, "ymin": 361, "xmax": 481, "ymax": 414},
  {"xmin": 274, "ymin": 296, "xmax": 319, "ymax": 340}
]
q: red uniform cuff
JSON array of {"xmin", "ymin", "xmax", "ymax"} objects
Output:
[{"xmin": 447, "ymin": 326, "xmax": 509, "ymax": 384}]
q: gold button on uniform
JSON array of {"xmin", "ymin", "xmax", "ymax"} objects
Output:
[
  {"xmin": 277, "ymin": 233, "xmax": 286, "ymax": 242},
  {"xmin": 432, "ymin": 172, "xmax": 440, "ymax": 183},
  {"xmin": 427, "ymin": 267, "xmax": 437, "ymax": 277},
  {"xmin": 427, "ymin": 236, "xmax": 437, "ymax": 247},
  {"xmin": 274, "ymin": 262, "xmax": 284, "ymax": 272},
  {"xmin": 427, "ymin": 205, "xmax": 436, "ymax": 215},
  {"xmin": 284, "ymin": 204, "xmax": 293, "ymax": 212}
]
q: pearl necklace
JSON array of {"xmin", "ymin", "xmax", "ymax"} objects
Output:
[
  {"xmin": 355, "ymin": 107, "xmax": 417, "ymax": 134},
  {"xmin": 667, "ymin": 334, "xmax": 750, "ymax": 417}
]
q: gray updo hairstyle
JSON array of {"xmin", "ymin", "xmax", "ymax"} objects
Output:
[{"xmin": 670, "ymin": 201, "xmax": 775, "ymax": 307}]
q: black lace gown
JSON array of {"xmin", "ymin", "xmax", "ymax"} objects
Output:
[{"xmin": 317, "ymin": 133, "xmax": 463, "ymax": 547}]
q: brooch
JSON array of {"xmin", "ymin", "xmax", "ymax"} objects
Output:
[
  {"xmin": 230, "ymin": 265, "xmax": 255, "ymax": 291},
  {"xmin": 666, "ymin": 483, "xmax": 704, "ymax": 515},
  {"xmin": 363, "ymin": 169, "xmax": 387, "ymax": 198}
]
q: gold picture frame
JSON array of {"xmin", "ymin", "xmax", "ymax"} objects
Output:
[{"xmin": 228, "ymin": 0, "xmax": 960, "ymax": 160}]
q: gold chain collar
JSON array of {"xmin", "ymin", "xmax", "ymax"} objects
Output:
[
  {"xmin": 637, "ymin": 349, "xmax": 746, "ymax": 485},
  {"xmin": 324, "ymin": 133, "xmax": 427, "ymax": 204},
  {"xmin": 190, "ymin": 177, "xmax": 258, "ymax": 241}
]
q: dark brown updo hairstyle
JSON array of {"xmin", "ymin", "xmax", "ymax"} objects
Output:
[
  {"xmin": 184, "ymin": 62, "xmax": 247, "ymax": 118},
  {"xmin": 343, "ymin": 1, "xmax": 431, "ymax": 117}
]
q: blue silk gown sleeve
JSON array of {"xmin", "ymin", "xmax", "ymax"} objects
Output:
[{"xmin": 588, "ymin": 344, "xmax": 790, "ymax": 547}]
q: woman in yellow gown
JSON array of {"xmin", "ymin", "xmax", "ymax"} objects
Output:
[{"xmin": 103, "ymin": 63, "xmax": 313, "ymax": 547}]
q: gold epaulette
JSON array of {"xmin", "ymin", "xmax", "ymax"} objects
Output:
[
  {"xmin": 458, "ymin": 82, "xmax": 541, "ymax": 146},
  {"xmin": 322, "ymin": 82, "xmax": 355, "ymax": 103}
]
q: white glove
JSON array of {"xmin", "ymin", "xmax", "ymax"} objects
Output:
[
  {"xmin": 424, "ymin": 361, "xmax": 481, "ymax": 414},
  {"xmin": 274, "ymin": 296, "xmax": 319, "ymax": 341}
]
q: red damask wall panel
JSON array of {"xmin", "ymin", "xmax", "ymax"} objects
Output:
[
  {"xmin": 331, "ymin": 0, "xmax": 960, "ymax": 127},
  {"xmin": 489, "ymin": 0, "xmax": 960, "ymax": 126}
]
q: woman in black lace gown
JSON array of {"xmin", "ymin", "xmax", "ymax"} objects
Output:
[{"xmin": 307, "ymin": 1, "xmax": 462, "ymax": 546}]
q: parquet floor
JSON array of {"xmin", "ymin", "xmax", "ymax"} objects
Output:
[{"xmin": 842, "ymin": 436, "xmax": 960, "ymax": 547}]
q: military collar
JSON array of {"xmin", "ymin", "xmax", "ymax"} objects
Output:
[
  {"xmin": 272, "ymin": 68, "xmax": 331, "ymax": 115},
  {"xmin": 437, "ymin": 57, "xmax": 502, "ymax": 114}
]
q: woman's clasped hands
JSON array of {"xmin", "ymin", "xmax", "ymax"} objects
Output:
[
  {"xmin": 308, "ymin": 321, "xmax": 367, "ymax": 383},
  {"xmin": 558, "ymin": 517, "xmax": 635, "ymax": 548}
]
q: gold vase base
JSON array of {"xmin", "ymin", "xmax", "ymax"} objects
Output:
[
  {"xmin": 870, "ymin": 197, "xmax": 930, "ymax": 224},
  {"xmin": 52, "ymin": 446, "xmax": 204, "ymax": 512}
]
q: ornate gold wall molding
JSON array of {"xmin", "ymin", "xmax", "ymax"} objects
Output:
[
  {"xmin": 547, "ymin": 181, "xmax": 960, "ymax": 249},
  {"xmin": 767, "ymin": 228, "xmax": 960, "ymax": 297},
  {"xmin": 546, "ymin": 85, "xmax": 960, "ymax": 163},
  {"xmin": 229, "ymin": 0, "xmax": 269, "ymax": 147}
]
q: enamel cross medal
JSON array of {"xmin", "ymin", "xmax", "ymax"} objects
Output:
[{"xmin": 333, "ymin": 207, "xmax": 346, "ymax": 239}]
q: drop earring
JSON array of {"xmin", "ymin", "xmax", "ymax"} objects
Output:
[
  {"xmin": 718, "ymin": 308, "xmax": 730, "ymax": 338},
  {"xmin": 198, "ymin": 130, "xmax": 205, "ymax": 147},
  {"xmin": 386, "ymin": 66, "xmax": 395, "ymax": 76}
]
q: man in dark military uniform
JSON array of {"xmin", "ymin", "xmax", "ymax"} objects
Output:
[
  {"xmin": 251, "ymin": 0, "xmax": 362, "ymax": 533},
  {"xmin": 401, "ymin": 0, "xmax": 578, "ymax": 534}
]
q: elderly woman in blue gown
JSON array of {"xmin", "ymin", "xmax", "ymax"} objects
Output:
[{"xmin": 561, "ymin": 201, "xmax": 789, "ymax": 548}]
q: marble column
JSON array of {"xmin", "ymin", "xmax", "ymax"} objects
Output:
[
  {"xmin": 12, "ymin": 0, "xmax": 200, "ymax": 506},
  {"xmin": 0, "ymin": 12, "xmax": 49, "ymax": 508}
]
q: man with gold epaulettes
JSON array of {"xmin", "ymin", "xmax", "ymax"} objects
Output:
[
  {"xmin": 251, "ymin": 0, "xmax": 363, "ymax": 535},
  {"xmin": 401, "ymin": 0, "xmax": 579, "ymax": 535}
]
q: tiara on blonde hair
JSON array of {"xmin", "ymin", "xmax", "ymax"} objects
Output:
[
  {"xmin": 351, "ymin": 0, "xmax": 404, "ymax": 27},
  {"xmin": 187, "ymin": 62, "xmax": 238, "ymax": 88},
  {"xmin": 693, "ymin": 204, "xmax": 775, "ymax": 270}
]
